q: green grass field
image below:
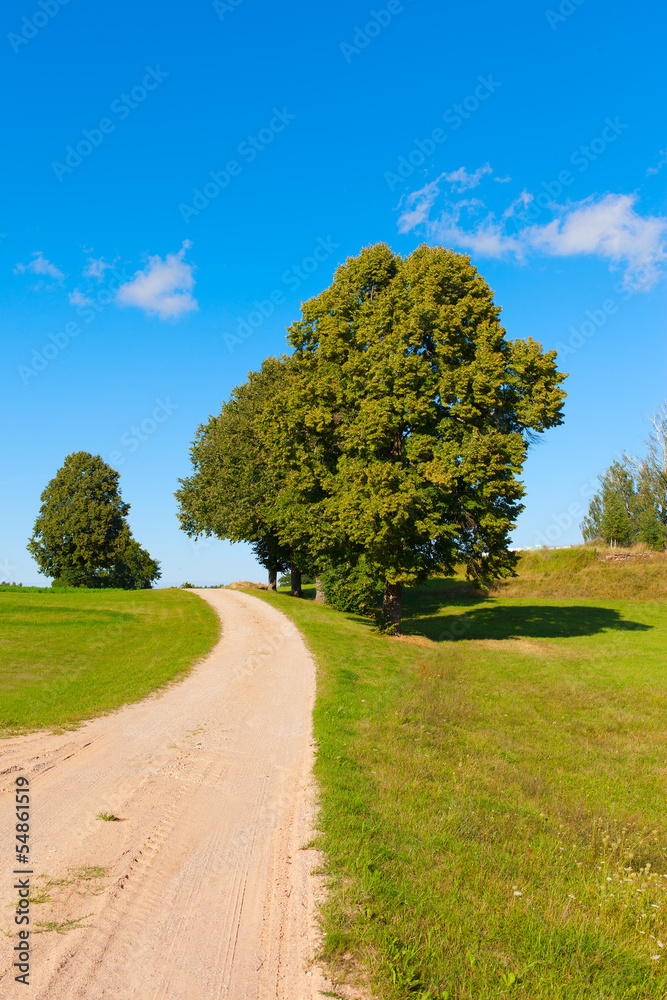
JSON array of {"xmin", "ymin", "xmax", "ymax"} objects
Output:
[
  {"xmin": 252, "ymin": 556, "xmax": 667, "ymax": 999},
  {"xmin": 0, "ymin": 587, "xmax": 219, "ymax": 735}
]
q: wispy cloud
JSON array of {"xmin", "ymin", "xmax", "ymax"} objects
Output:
[
  {"xmin": 501, "ymin": 190, "xmax": 533, "ymax": 220},
  {"xmin": 84, "ymin": 256, "xmax": 111, "ymax": 279},
  {"xmin": 69, "ymin": 289, "xmax": 92, "ymax": 307},
  {"xmin": 647, "ymin": 150, "xmax": 667, "ymax": 176},
  {"xmin": 398, "ymin": 175, "xmax": 667, "ymax": 290},
  {"xmin": 443, "ymin": 163, "xmax": 492, "ymax": 192},
  {"xmin": 397, "ymin": 177, "xmax": 443, "ymax": 234},
  {"xmin": 116, "ymin": 241, "xmax": 198, "ymax": 320},
  {"xmin": 14, "ymin": 251, "xmax": 65, "ymax": 281}
]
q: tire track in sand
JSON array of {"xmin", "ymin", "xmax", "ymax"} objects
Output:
[{"xmin": 0, "ymin": 588, "xmax": 333, "ymax": 999}]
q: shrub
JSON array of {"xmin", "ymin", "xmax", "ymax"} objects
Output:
[{"xmin": 320, "ymin": 557, "xmax": 383, "ymax": 616}]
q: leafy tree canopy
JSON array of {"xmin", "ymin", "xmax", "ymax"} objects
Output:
[
  {"xmin": 28, "ymin": 451, "xmax": 160, "ymax": 589},
  {"xmin": 267, "ymin": 243, "xmax": 567, "ymax": 629}
]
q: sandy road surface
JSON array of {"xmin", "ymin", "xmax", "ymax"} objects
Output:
[{"xmin": 0, "ymin": 588, "xmax": 332, "ymax": 999}]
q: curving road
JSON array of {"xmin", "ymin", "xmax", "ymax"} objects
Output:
[{"xmin": 0, "ymin": 588, "xmax": 330, "ymax": 999}]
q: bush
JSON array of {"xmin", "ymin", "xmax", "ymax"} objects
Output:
[{"xmin": 320, "ymin": 558, "xmax": 383, "ymax": 616}]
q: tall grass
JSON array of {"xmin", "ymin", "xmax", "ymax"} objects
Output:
[{"xmin": 491, "ymin": 546, "xmax": 667, "ymax": 600}]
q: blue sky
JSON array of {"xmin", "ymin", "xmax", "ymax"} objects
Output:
[{"xmin": 2, "ymin": 0, "xmax": 666, "ymax": 586}]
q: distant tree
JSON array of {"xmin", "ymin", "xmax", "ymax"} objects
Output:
[
  {"xmin": 581, "ymin": 404, "xmax": 667, "ymax": 550},
  {"xmin": 581, "ymin": 460, "xmax": 639, "ymax": 548},
  {"xmin": 599, "ymin": 461, "xmax": 638, "ymax": 547},
  {"xmin": 27, "ymin": 452, "xmax": 160, "ymax": 588},
  {"xmin": 633, "ymin": 403, "xmax": 667, "ymax": 547},
  {"xmin": 269, "ymin": 243, "xmax": 567, "ymax": 633}
]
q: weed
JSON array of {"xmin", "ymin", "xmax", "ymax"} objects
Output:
[{"xmin": 34, "ymin": 914, "xmax": 93, "ymax": 935}]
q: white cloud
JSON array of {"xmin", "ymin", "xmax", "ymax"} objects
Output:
[
  {"xmin": 116, "ymin": 242, "xmax": 198, "ymax": 320},
  {"xmin": 523, "ymin": 194, "xmax": 667, "ymax": 286},
  {"xmin": 443, "ymin": 163, "xmax": 492, "ymax": 192},
  {"xmin": 501, "ymin": 190, "xmax": 533, "ymax": 220},
  {"xmin": 397, "ymin": 176, "xmax": 444, "ymax": 234},
  {"xmin": 69, "ymin": 289, "xmax": 92, "ymax": 307},
  {"xmin": 647, "ymin": 150, "xmax": 667, "ymax": 176},
  {"xmin": 84, "ymin": 256, "xmax": 110, "ymax": 279},
  {"xmin": 433, "ymin": 210, "xmax": 525, "ymax": 259},
  {"xmin": 494, "ymin": 175, "xmax": 512, "ymax": 183},
  {"xmin": 398, "ymin": 178, "xmax": 667, "ymax": 290},
  {"xmin": 14, "ymin": 251, "xmax": 65, "ymax": 281}
]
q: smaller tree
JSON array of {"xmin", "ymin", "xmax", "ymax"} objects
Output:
[
  {"xmin": 633, "ymin": 403, "xmax": 667, "ymax": 546},
  {"xmin": 582, "ymin": 404, "xmax": 667, "ymax": 550},
  {"xmin": 599, "ymin": 460, "xmax": 638, "ymax": 547},
  {"xmin": 581, "ymin": 459, "xmax": 638, "ymax": 547},
  {"xmin": 28, "ymin": 452, "xmax": 160, "ymax": 589}
]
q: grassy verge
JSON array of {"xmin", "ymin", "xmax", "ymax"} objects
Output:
[
  {"xmin": 251, "ymin": 578, "xmax": 667, "ymax": 999},
  {"xmin": 0, "ymin": 588, "xmax": 219, "ymax": 735}
]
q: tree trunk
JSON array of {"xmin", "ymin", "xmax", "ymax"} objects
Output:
[
  {"xmin": 382, "ymin": 582, "xmax": 403, "ymax": 635},
  {"xmin": 267, "ymin": 538, "xmax": 279, "ymax": 591},
  {"xmin": 290, "ymin": 559, "xmax": 302, "ymax": 598},
  {"xmin": 315, "ymin": 575, "xmax": 325, "ymax": 603}
]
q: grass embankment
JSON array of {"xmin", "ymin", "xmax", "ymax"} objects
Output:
[
  {"xmin": 0, "ymin": 587, "xmax": 219, "ymax": 735},
  {"xmin": 492, "ymin": 545, "xmax": 667, "ymax": 600},
  {"xmin": 252, "ymin": 554, "xmax": 667, "ymax": 999}
]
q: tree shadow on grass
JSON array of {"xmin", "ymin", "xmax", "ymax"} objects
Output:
[{"xmin": 403, "ymin": 603, "xmax": 652, "ymax": 642}]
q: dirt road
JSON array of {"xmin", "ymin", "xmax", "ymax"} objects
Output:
[{"xmin": 0, "ymin": 588, "xmax": 330, "ymax": 999}]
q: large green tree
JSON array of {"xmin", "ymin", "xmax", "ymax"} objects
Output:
[
  {"xmin": 175, "ymin": 356, "xmax": 297, "ymax": 590},
  {"xmin": 270, "ymin": 243, "xmax": 567, "ymax": 632},
  {"xmin": 28, "ymin": 452, "xmax": 160, "ymax": 589}
]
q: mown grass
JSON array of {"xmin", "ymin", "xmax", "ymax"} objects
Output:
[
  {"xmin": 0, "ymin": 587, "xmax": 219, "ymax": 735},
  {"xmin": 252, "ymin": 568, "xmax": 667, "ymax": 999}
]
